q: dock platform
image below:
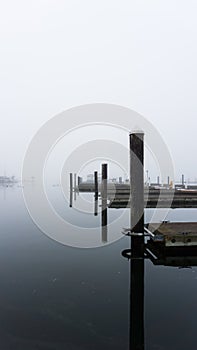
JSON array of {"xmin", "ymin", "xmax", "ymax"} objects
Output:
[{"xmin": 146, "ymin": 222, "xmax": 197, "ymax": 247}]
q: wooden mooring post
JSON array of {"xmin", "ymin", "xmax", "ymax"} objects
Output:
[
  {"xmin": 101, "ymin": 164, "xmax": 108, "ymax": 243},
  {"xmin": 102, "ymin": 164, "xmax": 107, "ymax": 200},
  {"xmin": 94, "ymin": 171, "xmax": 98, "ymax": 200},
  {"xmin": 182, "ymin": 174, "xmax": 185, "ymax": 187},
  {"xmin": 78, "ymin": 176, "xmax": 82, "ymax": 187},
  {"xmin": 130, "ymin": 132, "xmax": 144, "ymax": 247},
  {"xmin": 129, "ymin": 132, "xmax": 145, "ymax": 350}
]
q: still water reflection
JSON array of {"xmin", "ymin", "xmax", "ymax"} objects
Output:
[{"xmin": 0, "ymin": 186, "xmax": 196, "ymax": 349}]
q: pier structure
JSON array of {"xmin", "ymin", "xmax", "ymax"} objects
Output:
[
  {"xmin": 68, "ymin": 131, "xmax": 197, "ymax": 350},
  {"xmin": 70, "ymin": 130, "xmax": 197, "ymax": 248}
]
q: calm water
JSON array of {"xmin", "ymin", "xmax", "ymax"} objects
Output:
[{"xmin": 0, "ymin": 186, "xmax": 197, "ymax": 349}]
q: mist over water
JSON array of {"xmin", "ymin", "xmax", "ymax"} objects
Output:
[
  {"xmin": 0, "ymin": 185, "xmax": 196, "ymax": 349},
  {"xmin": 1, "ymin": 1, "xmax": 197, "ymax": 348}
]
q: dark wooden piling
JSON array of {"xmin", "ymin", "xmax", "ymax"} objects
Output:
[
  {"xmin": 78, "ymin": 176, "xmax": 82, "ymax": 187},
  {"xmin": 101, "ymin": 164, "xmax": 108, "ymax": 243},
  {"xmin": 167, "ymin": 176, "xmax": 170, "ymax": 186},
  {"xmin": 129, "ymin": 132, "xmax": 145, "ymax": 349},
  {"xmin": 94, "ymin": 171, "xmax": 98, "ymax": 199},
  {"xmin": 182, "ymin": 174, "xmax": 185, "ymax": 186},
  {"xmin": 130, "ymin": 132, "xmax": 144, "ymax": 239},
  {"xmin": 157, "ymin": 176, "xmax": 160, "ymax": 185},
  {"xmin": 102, "ymin": 164, "xmax": 107, "ymax": 199}
]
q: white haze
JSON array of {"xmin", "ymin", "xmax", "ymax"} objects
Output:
[{"xmin": 0, "ymin": 0, "xmax": 197, "ymax": 182}]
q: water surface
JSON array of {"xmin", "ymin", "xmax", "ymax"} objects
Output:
[{"xmin": 0, "ymin": 186, "xmax": 196, "ymax": 349}]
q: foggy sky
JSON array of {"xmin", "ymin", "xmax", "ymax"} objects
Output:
[{"xmin": 0, "ymin": 0, "xmax": 197, "ymax": 182}]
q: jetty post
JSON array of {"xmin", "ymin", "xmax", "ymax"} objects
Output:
[
  {"xmin": 94, "ymin": 171, "xmax": 98, "ymax": 199},
  {"xmin": 129, "ymin": 132, "xmax": 145, "ymax": 350},
  {"xmin": 130, "ymin": 132, "xmax": 144, "ymax": 242},
  {"xmin": 182, "ymin": 174, "xmax": 185, "ymax": 187},
  {"xmin": 77, "ymin": 176, "xmax": 82, "ymax": 188},
  {"xmin": 101, "ymin": 163, "xmax": 108, "ymax": 242},
  {"xmin": 69, "ymin": 173, "xmax": 73, "ymax": 207},
  {"xmin": 102, "ymin": 164, "xmax": 107, "ymax": 200}
]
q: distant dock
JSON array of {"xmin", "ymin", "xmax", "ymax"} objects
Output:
[{"xmin": 78, "ymin": 183, "xmax": 197, "ymax": 208}]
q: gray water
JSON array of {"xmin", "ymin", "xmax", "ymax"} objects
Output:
[{"xmin": 0, "ymin": 186, "xmax": 197, "ymax": 349}]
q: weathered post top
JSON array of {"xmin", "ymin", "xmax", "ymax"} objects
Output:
[
  {"xmin": 130, "ymin": 132, "xmax": 144, "ymax": 235},
  {"xmin": 101, "ymin": 163, "xmax": 108, "ymax": 200},
  {"xmin": 94, "ymin": 171, "xmax": 98, "ymax": 191}
]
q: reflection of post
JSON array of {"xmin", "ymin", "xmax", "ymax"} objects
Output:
[
  {"xmin": 130, "ymin": 246, "xmax": 144, "ymax": 350},
  {"xmin": 101, "ymin": 206, "xmax": 108, "ymax": 242},
  {"xmin": 73, "ymin": 173, "xmax": 77, "ymax": 201},
  {"xmin": 74, "ymin": 173, "xmax": 77, "ymax": 190},
  {"xmin": 129, "ymin": 132, "xmax": 145, "ymax": 350},
  {"xmin": 94, "ymin": 171, "xmax": 98, "ymax": 216},
  {"xmin": 69, "ymin": 173, "xmax": 73, "ymax": 207},
  {"xmin": 102, "ymin": 164, "xmax": 108, "ymax": 243},
  {"xmin": 94, "ymin": 197, "xmax": 98, "ymax": 216}
]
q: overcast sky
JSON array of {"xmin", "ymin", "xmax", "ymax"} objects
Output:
[{"xmin": 0, "ymin": 0, "xmax": 197, "ymax": 181}]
